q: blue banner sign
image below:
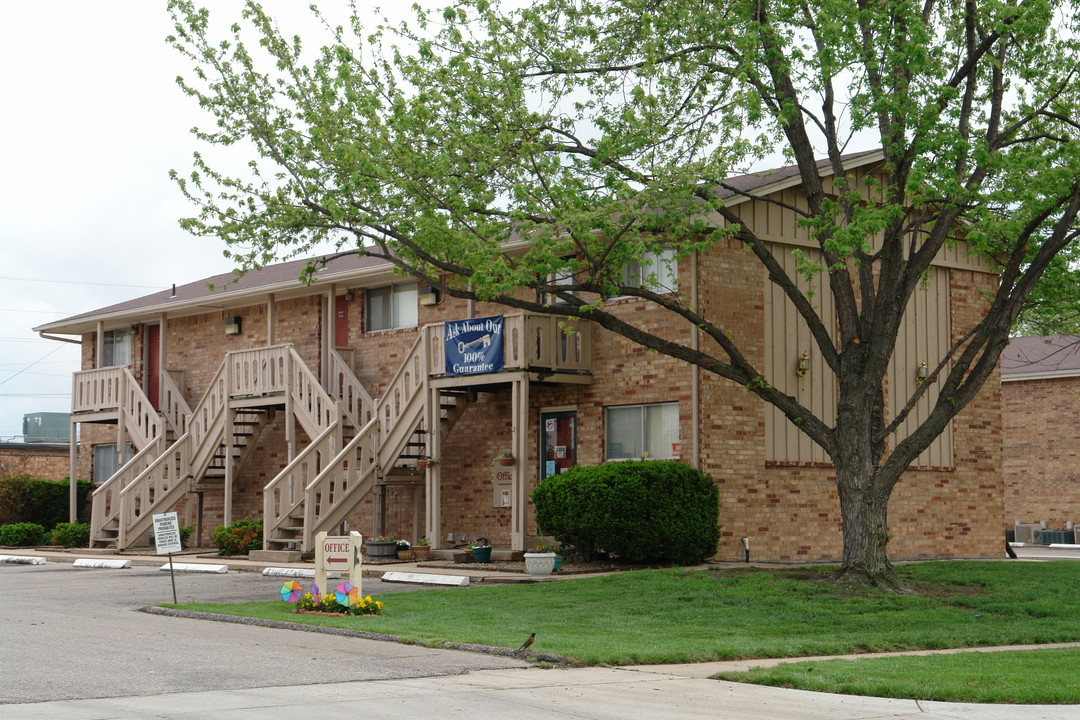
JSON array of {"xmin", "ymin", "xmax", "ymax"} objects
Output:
[{"xmin": 444, "ymin": 315, "xmax": 504, "ymax": 376}]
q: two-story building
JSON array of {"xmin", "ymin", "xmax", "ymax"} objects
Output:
[{"xmin": 35, "ymin": 152, "xmax": 1005, "ymax": 562}]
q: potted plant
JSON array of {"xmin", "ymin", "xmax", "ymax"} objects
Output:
[
  {"xmin": 396, "ymin": 539, "xmax": 412, "ymax": 561},
  {"xmin": 524, "ymin": 534, "xmax": 556, "ymax": 578},
  {"xmin": 469, "ymin": 541, "xmax": 493, "ymax": 563},
  {"xmin": 412, "ymin": 537, "xmax": 431, "ymax": 561},
  {"xmin": 494, "ymin": 452, "xmax": 516, "ymax": 467},
  {"xmin": 365, "ymin": 535, "xmax": 398, "ymax": 559},
  {"xmin": 417, "ymin": 454, "xmax": 440, "ymax": 469}
]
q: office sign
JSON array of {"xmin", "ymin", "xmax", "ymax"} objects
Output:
[{"xmin": 444, "ymin": 315, "xmax": 504, "ymax": 376}]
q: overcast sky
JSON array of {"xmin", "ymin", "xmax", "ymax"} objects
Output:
[{"xmin": 0, "ymin": 1, "xmax": 385, "ymax": 441}]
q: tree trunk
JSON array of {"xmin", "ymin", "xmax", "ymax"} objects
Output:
[{"xmin": 833, "ymin": 468, "xmax": 906, "ymax": 591}]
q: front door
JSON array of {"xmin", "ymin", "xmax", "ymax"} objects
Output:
[
  {"xmin": 540, "ymin": 410, "xmax": 576, "ymax": 479},
  {"xmin": 146, "ymin": 324, "xmax": 160, "ymax": 409}
]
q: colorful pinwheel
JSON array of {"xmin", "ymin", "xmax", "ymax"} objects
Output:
[
  {"xmin": 335, "ymin": 581, "xmax": 359, "ymax": 606},
  {"xmin": 279, "ymin": 579, "xmax": 304, "ymax": 602}
]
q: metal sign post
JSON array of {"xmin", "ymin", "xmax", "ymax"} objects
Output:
[{"xmin": 153, "ymin": 512, "xmax": 183, "ymax": 604}]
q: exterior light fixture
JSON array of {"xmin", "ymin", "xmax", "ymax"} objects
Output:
[
  {"xmin": 224, "ymin": 316, "xmax": 242, "ymax": 336},
  {"xmin": 796, "ymin": 352, "xmax": 810, "ymax": 377},
  {"xmin": 916, "ymin": 361, "xmax": 929, "ymax": 383},
  {"xmin": 418, "ymin": 286, "xmax": 439, "ymax": 306}
]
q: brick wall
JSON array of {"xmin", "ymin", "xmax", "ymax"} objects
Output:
[
  {"xmin": 1003, "ymin": 376, "xmax": 1080, "ymax": 530},
  {"xmin": 0, "ymin": 445, "xmax": 70, "ymax": 481}
]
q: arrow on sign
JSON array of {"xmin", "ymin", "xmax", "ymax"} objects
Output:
[{"xmin": 327, "ymin": 558, "xmax": 349, "ymax": 563}]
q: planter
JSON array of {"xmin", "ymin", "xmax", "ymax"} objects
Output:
[
  {"xmin": 524, "ymin": 551, "xmax": 557, "ymax": 579},
  {"xmin": 496, "ymin": 456, "xmax": 516, "ymax": 466},
  {"xmin": 412, "ymin": 546, "xmax": 431, "ymax": 561},
  {"xmin": 418, "ymin": 460, "xmax": 436, "ymax": 469},
  {"xmin": 553, "ymin": 555, "xmax": 564, "ymax": 572},
  {"xmin": 470, "ymin": 545, "xmax": 493, "ymax": 563},
  {"xmin": 365, "ymin": 540, "xmax": 398, "ymax": 559},
  {"xmin": 453, "ymin": 550, "xmax": 474, "ymax": 564},
  {"xmin": 396, "ymin": 549, "xmax": 413, "ymax": 562}
]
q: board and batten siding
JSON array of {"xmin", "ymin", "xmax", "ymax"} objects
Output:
[{"xmin": 764, "ymin": 247, "xmax": 954, "ymax": 467}]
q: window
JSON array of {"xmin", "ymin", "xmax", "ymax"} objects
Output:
[
  {"xmin": 620, "ymin": 249, "xmax": 677, "ymax": 293},
  {"xmin": 102, "ymin": 329, "xmax": 132, "ymax": 367},
  {"xmin": 605, "ymin": 402, "xmax": 680, "ymax": 460},
  {"xmin": 545, "ymin": 267, "xmax": 577, "ymax": 306},
  {"xmin": 365, "ymin": 283, "xmax": 418, "ymax": 331}
]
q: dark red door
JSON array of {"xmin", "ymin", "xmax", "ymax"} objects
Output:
[
  {"xmin": 335, "ymin": 295, "xmax": 349, "ymax": 346},
  {"xmin": 147, "ymin": 324, "xmax": 161, "ymax": 409}
]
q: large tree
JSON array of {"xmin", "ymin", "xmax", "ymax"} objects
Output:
[{"xmin": 167, "ymin": 0, "xmax": 1080, "ymax": 588}]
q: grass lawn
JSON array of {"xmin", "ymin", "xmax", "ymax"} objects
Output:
[
  {"xmin": 714, "ymin": 647, "xmax": 1080, "ymax": 704},
  {"xmin": 172, "ymin": 561, "xmax": 1080, "ymax": 668}
]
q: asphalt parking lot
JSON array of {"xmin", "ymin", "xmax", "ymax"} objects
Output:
[{"xmin": 0, "ymin": 561, "xmax": 526, "ymax": 705}]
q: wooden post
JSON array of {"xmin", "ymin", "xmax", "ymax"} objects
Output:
[
  {"xmin": 224, "ymin": 407, "xmax": 235, "ymax": 526},
  {"xmin": 69, "ymin": 419, "xmax": 78, "ymax": 522},
  {"xmin": 510, "ymin": 376, "xmax": 529, "ymax": 552}
]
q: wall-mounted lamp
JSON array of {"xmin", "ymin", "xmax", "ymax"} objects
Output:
[
  {"xmin": 796, "ymin": 352, "xmax": 810, "ymax": 378},
  {"xmin": 418, "ymin": 286, "xmax": 440, "ymax": 306},
  {"xmin": 916, "ymin": 361, "xmax": 929, "ymax": 383},
  {"xmin": 345, "ymin": 290, "xmax": 355, "ymax": 302},
  {"xmin": 224, "ymin": 316, "xmax": 242, "ymax": 336}
]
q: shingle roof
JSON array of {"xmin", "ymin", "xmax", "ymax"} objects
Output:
[{"xmin": 1001, "ymin": 335, "xmax": 1080, "ymax": 378}]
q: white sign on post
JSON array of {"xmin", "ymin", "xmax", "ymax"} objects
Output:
[
  {"xmin": 153, "ymin": 512, "xmax": 183, "ymax": 555},
  {"xmin": 315, "ymin": 531, "xmax": 363, "ymax": 599}
]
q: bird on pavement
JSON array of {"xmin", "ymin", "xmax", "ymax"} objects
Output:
[{"xmin": 518, "ymin": 633, "xmax": 536, "ymax": 651}]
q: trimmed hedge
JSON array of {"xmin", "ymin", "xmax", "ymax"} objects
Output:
[
  {"xmin": 212, "ymin": 518, "xmax": 263, "ymax": 556},
  {"xmin": 0, "ymin": 522, "xmax": 47, "ymax": 547},
  {"xmin": 50, "ymin": 522, "xmax": 90, "ymax": 547},
  {"xmin": 532, "ymin": 460, "xmax": 720, "ymax": 565},
  {"xmin": 0, "ymin": 477, "xmax": 92, "ymax": 529}
]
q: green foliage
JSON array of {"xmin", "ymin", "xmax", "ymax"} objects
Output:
[
  {"xmin": 211, "ymin": 518, "xmax": 263, "ymax": 556},
  {"xmin": 0, "ymin": 522, "xmax": 47, "ymax": 547},
  {"xmin": 49, "ymin": 522, "xmax": 90, "ymax": 547},
  {"xmin": 0, "ymin": 477, "xmax": 92, "ymax": 529},
  {"xmin": 532, "ymin": 460, "xmax": 720, "ymax": 564},
  {"xmin": 180, "ymin": 525, "xmax": 195, "ymax": 549}
]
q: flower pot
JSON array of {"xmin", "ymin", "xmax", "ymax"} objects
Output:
[
  {"xmin": 497, "ymin": 456, "xmax": 516, "ymax": 466},
  {"xmin": 524, "ymin": 551, "xmax": 557, "ymax": 579},
  {"xmin": 397, "ymin": 549, "xmax": 413, "ymax": 562},
  {"xmin": 418, "ymin": 460, "xmax": 436, "ymax": 469},
  {"xmin": 470, "ymin": 545, "xmax": 493, "ymax": 563},
  {"xmin": 553, "ymin": 555, "xmax": 564, "ymax": 572},
  {"xmin": 453, "ymin": 550, "xmax": 473, "ymax": 564},
  {"xmin": 412, "ymin": 546, "xmax": 431, "ymax": 561},
  {"xmin": 365, "ymin": 540, "xmax": 398, "ymax": 559}
]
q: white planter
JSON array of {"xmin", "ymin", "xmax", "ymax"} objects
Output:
[{"xmin": 523, "ymin": 551, "xmax": 557, "ymax": 579}]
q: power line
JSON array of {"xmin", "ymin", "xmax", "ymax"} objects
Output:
[
  {"xmin": 0, "ymin": 308, "xmax": 77, "ymax": 314},
  {"xmin": 0, "ymin": 344, "xmax": 67, "ymax": 389},
  {"xmin": 0, "ymin": 275, "xmax": 164, "ymax": 290}
]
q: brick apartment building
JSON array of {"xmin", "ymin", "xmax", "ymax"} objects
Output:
[
  {"xmin": 1002, "ymin": 335, "xmax": 1080, "ymax": 533},
  {"xmin": 34, "ymin": 152, "xmax": 1005, "ymax": 562}
]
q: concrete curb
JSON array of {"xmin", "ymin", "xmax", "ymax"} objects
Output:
[{"xmin": 140, "ymin": 606, "xmax": 570, "ymax": 665}]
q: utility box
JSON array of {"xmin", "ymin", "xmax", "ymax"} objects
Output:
[{"xmin": 22, "ymin": 412, "xmax": 70, "ymax": 443}]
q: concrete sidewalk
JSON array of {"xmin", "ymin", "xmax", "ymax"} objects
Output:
[{"xmin": 7, "ymin": 664, "xmax": 1078, "ymax": 719}]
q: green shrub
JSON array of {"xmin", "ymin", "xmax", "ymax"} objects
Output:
[
  {"xmin": 211, "ymin": 518, "xmax": 263, "ymax": 556},
  {"xmin": 0, "ymin": 477, "xmax": 93, "ymax": 528},
  {"xmin": 49, "ymin": 522, "xmax": 90, "ymax": 547},
  {"xmin": 532, "ymin": 461, "xmax": 720, "ymax": 565},
  {"xmin": 180, "ymin": 525, "xmax": 195, "ymax": 549},
  {"xmin": 0, "ymin": 522, "xmax": 47, "ymax": 547}
]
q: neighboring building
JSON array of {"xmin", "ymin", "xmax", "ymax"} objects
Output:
[
  {"xmin": 34, "ymin": 152, "xmax": 1004, "ymax": 561},
  {"xmin": 0, "ymin": 441, "xmax": 69, "ymax": 481},
  {"xmin": 1001, "ymin": 334, "xmax": 1080, "ymax": 531},
  {"xmin": 22, "ymin": 412, "xmax": 71, "ymax": 443}
]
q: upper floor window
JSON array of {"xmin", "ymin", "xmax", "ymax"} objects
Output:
[
  {"xmin": 620, "ymin": 249, "xmax": 678, "ymax": 293},
  {"xmin": 605, "ymin": 402, "xmax": 680, "ymax": 460},
  {"xmin": 365, "ymin": 282, "xmax": 418, "ymax": 331},
  {"xmin": 103, "ymin": 329, "xmax": 132, "ymax": 367}
]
